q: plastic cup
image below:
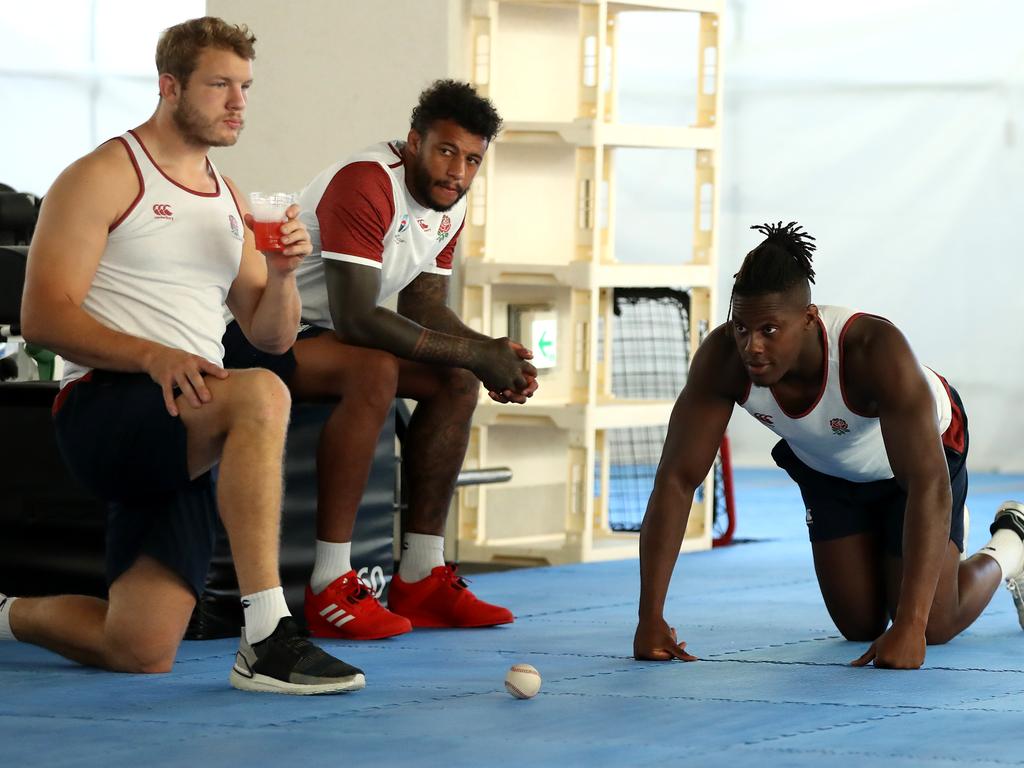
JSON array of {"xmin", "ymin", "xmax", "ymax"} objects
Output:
[{"xmin": 248, "ymin": 192, "xmax": 296, "ymax": 252}]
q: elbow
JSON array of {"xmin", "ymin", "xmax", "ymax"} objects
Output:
[
  {"xmin": 657, "ymin": 469, "xmax": 699, "ymax": 501},
  {"xmin": 934, "ymin": 485, "xmax": 953, "ymax": 521},
  {"xmin": 19, "ymin": 316, "xmax": 38, "ymax": 344},
  {"xmin": 645, "ymin": 472, "xmax": 698, "ymax": 519},
  {"xmin": 259, "ymin": 340, "xmax": 294, "ymax": 356},
  {"xmin": 246, "ymin": 321, "xmax": 298, "ymax": 356},
  {"xmin": 333, "ymin": 317, "xmax": 372, "ymax": 348},
  {"xmin": 19, "ymin": 305, "xmax": 47, "ymax": 347},
  {"xmin": 907, "ymin": 474, "xmax": 952, "ymax": 519},
  {"xmin": 253, "ymin": 331, "xmax": 297, "ymax": 356}
]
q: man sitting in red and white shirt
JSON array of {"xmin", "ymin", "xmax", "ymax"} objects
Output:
[{"xmin": 223, "ymin": 80, "xmax": 537, "ymax": 639}]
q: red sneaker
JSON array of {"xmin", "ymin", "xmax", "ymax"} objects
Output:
[
  {"xmin": 387, "ymin": 564, "xmax": 514, "ymax": 628},
  {"xmin": 304, "ymin": 571, "xmax": 412, "ymax": 640}
]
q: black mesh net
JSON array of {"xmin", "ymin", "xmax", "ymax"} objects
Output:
[{"xmin": 602, "ymin": 288, "xmax": 692, "ymax": 532}]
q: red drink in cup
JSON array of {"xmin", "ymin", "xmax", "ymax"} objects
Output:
[
  {"xmin": 252, "ymin": 220, "xmax": 284, "ymax": 251},
  {"xmin": 249, "ymin": 192, "xmax": 296, "ymax": 252}
]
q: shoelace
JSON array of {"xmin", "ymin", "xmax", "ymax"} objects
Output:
[
  {"xmin": 344, "ymin": 574, "xmax": 375, "ymax": 603},
  {"xmin": 271, "ymin": 623, "xmax": 316, "ymax": 654},
  {"xmin": 439, "ymin": 563, "xmax": 470, "ymax": 591},
  {"xmin": 283, "ymin": 633, "xmax": 314, "ymax": 652}
]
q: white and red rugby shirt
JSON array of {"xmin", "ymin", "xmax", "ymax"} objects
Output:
[{"xmin": 294, "ymin": 140, "xmax": 466, "ymax": 330}]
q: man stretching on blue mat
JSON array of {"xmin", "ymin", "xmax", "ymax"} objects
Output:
[{"xmin": 633, "ymin": 221, "xmax": 1024, "ymax": 669}]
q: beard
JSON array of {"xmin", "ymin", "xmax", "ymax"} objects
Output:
[
  {"xmin": 408, "ymin": 154, "xmax": 467, "ymax": 212},
  {"xmin": 172, "ymin": 93, "xmax": 242, "ymax": 148}
]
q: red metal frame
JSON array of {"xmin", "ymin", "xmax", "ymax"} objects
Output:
[{"xmin": 712, "ymin": 434, "xmax": 737, "ymax": 547}]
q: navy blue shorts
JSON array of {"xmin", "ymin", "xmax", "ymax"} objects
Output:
[
  {"xmin": 221, "ymin": 320, "xmax": 328, "ymax": 383},
  {"xmin": 53, "ymin": 371, "xmax": 217, "ymax": 597},
  {"xmin": 771, "ymin": 388, "xmax": 969, "ymax": 558}
]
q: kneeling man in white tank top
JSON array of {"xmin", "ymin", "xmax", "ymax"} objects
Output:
[
  {"xmin": 1, "ymin": 16, "xmax": 363, "ymax": 695},
  {"xmin": 633, "ymin": 221, "xmax": 1024, "ymax": 670}
]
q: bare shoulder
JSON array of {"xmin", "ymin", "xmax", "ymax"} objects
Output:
[
  {"xmin": 843, "ymin": 314, "xmax": 915, "ymax": 366},
  {"xmin": 77, "ymin": 138, "xmax": 139, "ymax": 187},
  {"xmin": 44, "ymin": 139, "xmax": 140, "ymax": 223},
  {"xmin": 842, "ymin": 313, "xmax": 924, "ymax": 408}
]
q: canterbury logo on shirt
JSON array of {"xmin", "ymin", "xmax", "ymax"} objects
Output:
[{"xmin": 152, "ymin": 203, "xmax": 174, "ymax": 219}]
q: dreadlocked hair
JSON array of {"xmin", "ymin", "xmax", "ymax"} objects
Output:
[{"xmin": 728, "ymin": 221, "xmax": 816, "ymax": 318}]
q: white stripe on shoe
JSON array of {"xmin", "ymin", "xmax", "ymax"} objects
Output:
[
  {"xmin": 334, "ymin": 615, "xmax": 356, "ymax": 628},
  {"xmin": 326, "ymin": 609, "xmax": 347, "ymax": 623},
  {"xmin": 319, "ymin": 604, "xmax": 338, "ymax": 617}
]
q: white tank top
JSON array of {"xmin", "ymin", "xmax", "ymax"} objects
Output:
[
  {"xmin": 63, "ymin": 131, "xmax": 245, "ymax": 385},
  {"xmin": 738, "ymin": 305, "xmax": 954, "ymax": 482}
]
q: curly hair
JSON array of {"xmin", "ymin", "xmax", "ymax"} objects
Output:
[
  {"xmin": 410, "ymin": 79, "xmax": 503, "ymax": 142},
  {"xmin": 156, "ymin": 16, "xmax": 256, "ymax": 87}
]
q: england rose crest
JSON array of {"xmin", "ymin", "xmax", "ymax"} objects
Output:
[
  {"xmin": 830, "ymin": 418, "xmax": 850, "ymax": 435},
  {"xmin": 437, "ymin": 214, "xmax": 451, "ymax": 242}
]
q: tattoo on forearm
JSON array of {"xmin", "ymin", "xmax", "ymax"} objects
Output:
[
  {"xmin": 401, "ymin": 274, "xmax": 490, "ymax": 341},
  {"xmin": 411, "ymin": 329, "xmax": 475, "ymax": 366}
]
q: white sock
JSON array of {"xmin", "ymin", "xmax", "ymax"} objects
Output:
[
  {"xmin": 399, "ymin": 533, "xmax": 445, "ymax": 583},
  {"xmin": 310, "ymin": 540, "xmax": 353, "ymax": 594},
  {"xmin": 241, "ymin": 587, "xmax": 291, "ymax": 645},
  {"xmin": 0, "ymin": 595, "xmax": 18, "ymax": 641},
  {"xmin": 977, "ymin": 529, "xmax": 1024, "ymax": 580}
]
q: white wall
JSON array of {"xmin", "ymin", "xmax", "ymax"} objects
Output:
[
  {"xmin": 613, "ymin": 0, "xmax": 1024, "ymax": 472},
  {"xmin": 206, "ymin": 0, "xmax": 467, "ymax": 192},
  {"xmin": 721, "ymin": 0, "xmax": 1024, "ymax": 473}
]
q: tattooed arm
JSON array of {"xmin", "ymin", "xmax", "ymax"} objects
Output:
[
  {"xmin": 399, "ymin": 272, "xmax": 539, "ymax": 403},
  {"xmin": 324, "ymin": 260, "xmax": 535, "ymax": 393},
  {"xmin": 398, "ymin": 272, "xmax": 489, "ymax": 341}
]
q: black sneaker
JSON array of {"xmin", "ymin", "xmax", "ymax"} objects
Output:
[
  {"xmin": 991, "ymin": 500, "xmax": 1024, "ymax": 540},
  {"xmin": 991, "ymin": 501, "xmax": 1024, "ymax": 631},
  {"xmin": 229, "ymin": 617, "xmax": 365, "ymax": 694}
]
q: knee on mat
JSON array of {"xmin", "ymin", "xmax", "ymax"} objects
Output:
[
  {"xmin": 837, "ymin": 620, "xmax": 887, "ymax": 643},
  {"xmin": 107, "ymin": 639, "xmax": 177, "ymax": 674},
  {"xmin": 924, "ymin": 621, "xmax": 957, "ymax": 646}
]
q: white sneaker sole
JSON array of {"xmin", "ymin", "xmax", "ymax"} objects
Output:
[
  {"xmin": 229, "ymin": 668, "xmax": 366, "ymax": 695},
  {"xmin": 1007, "ymin": 579, "xmax": 1024, "ymax": 632}
]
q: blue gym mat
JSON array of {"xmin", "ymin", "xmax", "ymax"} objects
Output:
[{"xmin": 3, "ymin": 469, "xmax": 1024, "ymax": 767}]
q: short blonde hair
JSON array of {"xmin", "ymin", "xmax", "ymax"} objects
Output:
[{"xmin": 155, "ymin": 16, "xmax": 256, "ymax": 87}]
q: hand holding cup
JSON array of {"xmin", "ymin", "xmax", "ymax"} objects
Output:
[
  {"xmin": 246, "ymin": 192, "xmax": 311, "ymax": 272},
  {"xmin": 248, "ymin": 192, "xmax": 296, "ymax": 252}
]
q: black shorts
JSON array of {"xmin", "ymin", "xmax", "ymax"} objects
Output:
[
  {"xmin": 771, "ymin": 388, "xmax": 969, "ymax": 558},
  {"xmin": 53, "ymin": 371, "xmax": 218, "ymax": 597},
  {"xmin": 221, "ymin": 320, "xmax": 328, "ymax": 383}
]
